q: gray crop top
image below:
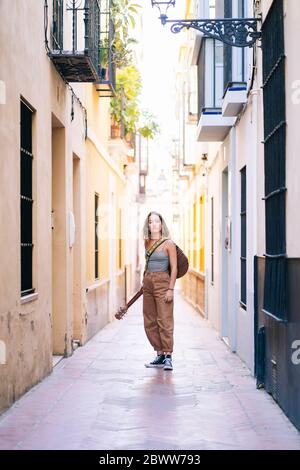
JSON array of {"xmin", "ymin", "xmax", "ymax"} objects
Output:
[{"xmin": 146, "ymin": 250, "xmax": 170, "ymax": 272}]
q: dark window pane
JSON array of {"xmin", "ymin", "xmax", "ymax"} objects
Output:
[
  {"xmin": 21, "ymin": 102, "xmax": 32, "ymax": 153},
  {"xmin": 21, "ymin": 199, "xmax": 33, "ymax": 244},
  {"xmin": 240, "ymin": 166, "xmax": 246, "ymax": 306},
  {"xmin": 21, "ymin": 151, "xmax": 32, "ymax": 199},
  {"xmin": 20, "ymin": 101, "xmax": 34, "ymax": 295},
  {"xmin": 95, "ymin": 193, "xmax": 99, "ymax": 279},
  {"xmin": 240, "ymin": 258, "xmax": 246, "ymax": 305},
  {"xmin": 21, "ymin": 245, "xmax": 33, "ymax": 294}
]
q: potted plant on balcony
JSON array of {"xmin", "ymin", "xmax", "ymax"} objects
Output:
[
  {"xmin": 110, "ymin": 67, "xmax": 160, "ymax": 141},
  {"xmin": 111, "ymin": 0, "xmax": 140, "ymax": 68},
  {"xmin": 110, "ymin": 2, "xmax": 160, "ymax": 142},
  {"xmin": 111, "ymin": 119, "xmax": 122, "ymax": 138}
]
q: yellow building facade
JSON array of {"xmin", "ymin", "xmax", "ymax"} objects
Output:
[{"xmin": 0, "ymin": 0, "xmax": 139, "ymax": 414}]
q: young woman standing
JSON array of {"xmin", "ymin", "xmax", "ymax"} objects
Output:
[{"xmin": 142, "ymin": 211, "xmax": 177, "ymax": 371}]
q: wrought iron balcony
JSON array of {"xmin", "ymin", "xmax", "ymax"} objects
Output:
[
  {"xmin": 48, "ymin": 0, "xmax": 115, "ymax": 91},
  {"xmin": 96, "ymin": 0, "xmax": 116, "ymax": 96}
]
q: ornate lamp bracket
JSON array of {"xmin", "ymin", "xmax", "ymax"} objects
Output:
[
  {"xmin": 151, "ymin": 1, "xmax": 262, "ymax": 48},
  {"xmin": 162, "ymin": 17, "xmax": 261, "ymax": 48}
]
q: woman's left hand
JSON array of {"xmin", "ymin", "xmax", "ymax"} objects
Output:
[{"xmin": 164, "ymin": 289, "xmax": 174, "ymax": 303}]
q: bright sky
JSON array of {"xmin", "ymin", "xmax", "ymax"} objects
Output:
[
  {"xmin": 139, "ymin": 1, "xmax": 185, "ymax": 147},
  {"xmin": 136, "ymin": 1, "xmax": 186, "ymax": 233}
]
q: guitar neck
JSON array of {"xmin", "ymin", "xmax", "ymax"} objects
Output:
[{"xmin": 125, "ymin": 287, "xmax": 143, "ymax": 309}]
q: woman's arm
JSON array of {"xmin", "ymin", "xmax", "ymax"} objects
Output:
[{"xmin": 166, "ymin": 240, "xmax": 177, "ymax": 290}]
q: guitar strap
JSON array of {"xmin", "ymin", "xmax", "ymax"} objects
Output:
[{"xmin": 144, "ymin": 237, "xmax": 169, "ymax": 276}]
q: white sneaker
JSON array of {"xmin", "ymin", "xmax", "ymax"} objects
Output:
[{"xmin": 163, "ymin": 356, "xmax": 173, "ymax": 371}]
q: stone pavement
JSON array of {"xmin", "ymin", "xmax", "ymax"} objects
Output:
[{"xmin": 0, "ymin": 291, "xmax": 299, "ymax": 450}]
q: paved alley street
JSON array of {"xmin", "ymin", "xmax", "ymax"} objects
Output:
[{"xmin": 0, "ymin": 292, "xmax": 299, "ymax": 451}]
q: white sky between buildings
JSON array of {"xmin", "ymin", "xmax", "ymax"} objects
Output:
[
  {"xmin": 134, "ymin": 1, "xmax": 186, "ymax": 240},
  {"xmin": 140, "ymin": 0, "xmax": 184, "ymax": 149}
]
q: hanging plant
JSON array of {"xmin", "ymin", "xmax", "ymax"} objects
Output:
[
  {"xmin": 110, "ymin": 1, "xmax": 160, "ymax": 139},
  {"xmin": 110, "ymin": 65, "xmax": 142, "ymax": 135}
]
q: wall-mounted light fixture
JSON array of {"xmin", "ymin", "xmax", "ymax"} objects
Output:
[{"xmin": 151, "ymin": 0, "xmax": 261, "ymax": 48}]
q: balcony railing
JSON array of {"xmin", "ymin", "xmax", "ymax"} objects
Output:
[
  {"xmin": 49, "ymin": 0, "xmax": 115, "ymax": 89},
  {"xmin": 96, "ymin": 0, "xmax": 116, "ymax": 96}
]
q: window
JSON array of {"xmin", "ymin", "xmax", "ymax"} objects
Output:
[
  {"xmin": 237, "ymin": 0, "xmax": 247, "ymax": 83},
  {"xmin": 223, "ymin": 0, "xmax": 247, "ymax": 91},
  {"xmin": 209, "ymin": 0, "xmax": 216, "ymax": 19},
  {"xmin": 52, "ymin": 0, "xmax": 64, "ymax": 50},
  {"xmin": 20, "ymin": 101, "xmax": 34, "ymax": 296},
  {"xmin": 223, "ymin": 0, "xmax": 232, "ymax": 90},
  {"xmin": 197, "ymin": 38, "xmax": 224, "ymax": 118},
  {"xmin": 118, "ymin": 208, "xmax": 122, "ymax": 269},
  {"xmin": 188, "ymin": 207, "xmax": 191, "ymax": 264},
  {"xmin": 240, "ymin": 167, "xmax": 247, "ymax": 308},
  {"xmin": 95, "ymin": 193, "xmax": 99, "ymax": 279},
  {"xmin": 262, "ymin": 0, "xmax": 286, "ymax": 320},
  {"xmin": 193, "ymin": 202, "xmax": 197, "ymax": 268},
  {"xmin": 211, "ymin": 197, "xmax": 214, "ymax": 284},
  {"xmin": 199, "ymin": 195, "xmax": 205, "ymax": 273}
]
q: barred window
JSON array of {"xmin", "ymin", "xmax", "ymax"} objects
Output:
[
  {"xmin": 20, "ymin": 101, "xmax": 34, "ymax": 296},
  {"xmin": 52, "ymin": 0, "xmax": 64, "ymax": 50},
  {"xmin": 95, "ymin": 193, "xmax": 99, "ymax": 280},
  {"xmin": 262, "ymin": 0, "xmax": 286, "ymax": 320},
  {"xmin": 97, "ymin": 0, "xmax": 116, "ymax": 96},
  {"xmin": 240, "ymin": 166, "xmax": 246, "ymax": 308}
]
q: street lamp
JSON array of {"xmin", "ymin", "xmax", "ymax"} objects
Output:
[
  {"xmin": 151, "ymin": 0, "xmax": 175, "ymax": 25},
  {"xmin": 151, "ymin": 0, "xmax": 261, "ymax": 48}
]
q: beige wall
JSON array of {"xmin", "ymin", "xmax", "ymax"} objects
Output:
[
  {"xmin": 0, "ymin": 0, "xmax": 52, "ymax": 412},
  {"xmin": 0, "ymin": 0, "xmax": 86, "ymax": 412}
]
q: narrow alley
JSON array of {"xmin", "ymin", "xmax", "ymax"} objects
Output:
[{"xmin": 0, "ymin": 292, "xmax": 299, "ymax": 451}]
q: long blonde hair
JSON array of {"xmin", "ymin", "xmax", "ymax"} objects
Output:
[{"xmin": 142, "ymin": 211, "xmax": 170, "ymax": 241}]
